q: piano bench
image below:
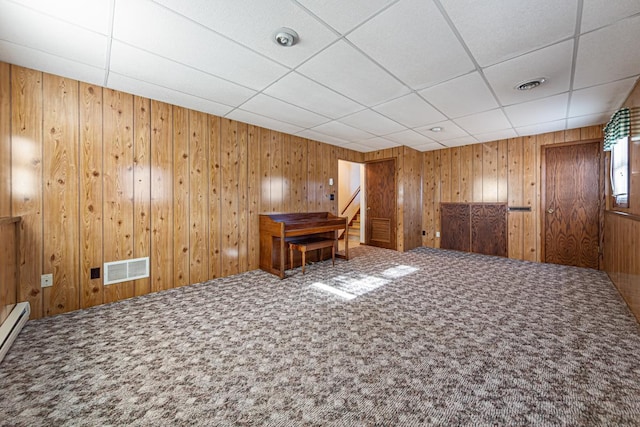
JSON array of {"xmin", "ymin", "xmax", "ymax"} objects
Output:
[{"xmin": 289, "ymin": 238, "xmax": 336, "ymax": 274}]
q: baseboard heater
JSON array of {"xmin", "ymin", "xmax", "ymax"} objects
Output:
[{"xmin": 0, "ymin": 302, "xmax": 31, "ymax": 363}]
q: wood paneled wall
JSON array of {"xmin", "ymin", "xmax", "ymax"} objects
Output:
[
  {"xmin": 0, "ymin": 63, "xmax": 363, "ymax": 319},
  {"xmin": 604, "ymin": 78, "xmax": 640, "ymax": 321},
  {"xmin": 422, "ymin": 126, "xmax": 604, "ymax": 263}
]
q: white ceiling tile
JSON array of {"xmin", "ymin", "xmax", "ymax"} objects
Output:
[
  {"xmin": 295, "ymin": 0, "xmax": 395, "ymax": 34},
  {"xmin": 567, "ymin": 112, "xmax": 612, "ymax": 129},
  {"xmin": 152, "ymin": 0, "xmax": 337, "ymax": 68},
  {"xmin": 8, "ymin": 0, "xmax": 113, "ymax": 34},
  {"xmin": 484, "ymin": 40, "xmax": 574, "ymax": 106},
  {"xmin": 110, "ymin": 42, "xmax": 255, "ymax": 107},
  {"xmin": 0, "ymin": 0, "xmax": 108, "ymax": 67},
  {"xmin": 372, "ymin": 94, "xmax": 446, "ymax": 128},
  {"xmin": 340, "ymin": 109, "xmax": 405, "ymax": 135},
  {"xmin": 239, "ymin": 94, "xmax": 330, "ymax": 128},
  {"xmin": 441, "ymin": 0, "xmax": 578, "ymax": 66},
  {"xmin": 311, "ymin": 121, "xmax": 375, "ymax": 141},
  {"xmin": 504, "ymin": 93, "xmax": 569, "ymax": 128},
  {"xmin": 296, "ymin": 129, "xmax": 350, "ymax": 147},
  {"xmin": 0, "ymin": 40, "xmax": 106, "ymax": 85},
  {"xmin": 356, "ymin": 137, "xmax": 400, "ymax": 150},
  {"xmin": 107, "ymin": 72, "xmax": 234, "ymax": 117},
  {"xmin": 454, "ymin": 109, "xmax": 512, "ymax": 134},
  {"xmin": 297, "ymin": 40, "xmax": 410, "ymax": 106},
  {"xmin": 574, "ymin": 15, "xmax": 640, "ymax": 89},
  {"xmin": 419, "ymin": 72, "xmax": 498, "ymax": 119},
  {"xmin": 516, "ymin": 120, "xmax": 567, "ymax": 137},
  {"xmin": 347, "ymin": 0, "xmax": 474, "ymax": 89},
  {"xmin": 569, "ymin": 77, "xmax": 638, "ymax": 117},
  {"xmin": 384, "ymin": 129, "xmax": 435, "ymax": 146},
  {"xmin": 412, "ymin": 142, "xmax": 447, "ymax": 152},
  {"xmin": 581, "ymin": 0, "xmax": 640, "ymax": 32},
  {"xmin": 225, "ymin": 109, "xmax": 305, "ymax": 135},
  {"xmin": 264, "ymin": 72, "xmax": 364, "ymax": 118},
  {"xmin": 415, "ymin": 120, "xmax": 469, "ymax": 141},
  {"xmin": 439, "ymin": 136, "xmax": 478, "ymax": 147},
  {"xmin": 112, "ymin": 0, "xmax": 288, "ymax": 90},
  {"xmin": 342, "ymin": 142, "xmax": 374, "ymax": 152},
  {"xmin": 475, "ymin": 128, "xmax": 518, "ymax": 143}
]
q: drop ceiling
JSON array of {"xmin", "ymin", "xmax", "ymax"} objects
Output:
[{"xmin": 1, "ymin": 0, "xmax": 639, "ymax": 152}]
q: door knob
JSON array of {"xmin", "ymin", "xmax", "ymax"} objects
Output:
[
  {"xmin": 547, "ymin": 208, "xmax": 554, "ymax": 214},
  {"xmin": 366, "ymin": 207, "xmax": 371, "ymax": 211}
]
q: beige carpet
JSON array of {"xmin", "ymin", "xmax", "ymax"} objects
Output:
[{"xmin": 1, "ymin": 245, "xmax": 640, "ymax": 426}]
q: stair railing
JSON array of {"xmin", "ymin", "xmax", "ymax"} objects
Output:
[{"xmin": 339, "ymin": 186, "xmax": 361, "ymax": 239}]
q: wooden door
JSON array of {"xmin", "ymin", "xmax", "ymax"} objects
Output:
[
  {"xmin": 440, "ymin": 203, "xmax": 471, "ymax": 252},
  {"xmin": 365, "ymin": 159, "xmax": 396, "ymax": 250},
  {"xmin": 543, "ymin": 141, "xmax": 601, "ymax": 268},
  {"xmin": 471, "ymin": 204, "xmax": 507, "ymax": 257}
]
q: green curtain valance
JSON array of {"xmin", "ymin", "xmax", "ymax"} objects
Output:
[{"xmin": 603, "ymin": 108, "xmax": 630, "ymax": 151}]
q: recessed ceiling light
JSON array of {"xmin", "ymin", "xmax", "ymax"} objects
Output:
[
  {"xmin": 274, "ymin": 28, "xmax": 298, "ymax": 47},
  {"xmin": 515, "ymin": 78, "xmax": 547, "ymax": 91},
  {"xmin": 430, "ymin": 127, "xmax": 443, "ymax": 132}
]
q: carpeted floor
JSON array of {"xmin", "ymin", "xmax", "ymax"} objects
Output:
[{"xmin": 1, "ymin": 245, "xmax": 640, "ymax": 426}]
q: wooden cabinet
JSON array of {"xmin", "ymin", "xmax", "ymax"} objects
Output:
[{"xmin": 441, "ymin": 203, "xmax": 507, "ymax": 257}]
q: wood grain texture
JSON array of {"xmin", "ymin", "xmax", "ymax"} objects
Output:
[
  {"xmin": 247, "ymin": 125, "xmax": 261, "ymax": 270},
  {"xmin": 42, "ymin": 74, "xmax": 80, "ymax": 316},
  {"xmin": 450, "ymin": 147, "xmax": 461, "ymax": 202},
  {"xmin": 440, "ymin": 203, "xmax": 471, "ymax": 252},
  {"xmin": 133, "ymin": 96, "xmax": 151, "ymax": 297},
  {"xmin": 102, "ymin": 89, "xmax": 135, "ymax": 304},
  {"xmin": 11, "ymin": 66, "xmax": 43, "ymax": 318},
  {"xmin": 150, "ymin": 100, "xmax": 173, "ymax": 292},
  {"xmin": 422, "ymin": 151, "xmax": 435, "ymax": 247},
  {"xmin": 472, "ymin": 144, "xmax": 483, "ymax": 202},
  {"xmin": 507, "ymin": 138, "xmax": 524, "ymax": 260},
  {"xmin": 471, "ymin": 204, "xmax": 507, "ymax": 257},
  {"xmin": 221, "ymin": 118, "xmax": 239, "ymax": 277},
  {"xmin": 402, "ymin": 146, "xmax": 423, "ymax": 251},
  {"xmin": 79, "ymin": 83, "xmax": 104, "ymax": 308},
  {"xmin": 365, "ymin": 159, "xmax": 396, "ymax": 250},
  {"xmin": 208, "ymin": 115, "xmax": 222, "ymax": 279},
  {"xmin": 188, "ymin": 110, "xmax": 208, "ymax": 284},
  {"xmin": 543, "ymin": 142, "xmax": 600, "ymax": 268},
  {"xmin": 173, "ymin": 106, "xmax": 190, "ymax": 287},
  {"xmin": 459, "ymin": 145, "xmax": 472, "ymax": 202},
  {"xmin": 482, "ymin": 142, "xmax": 498, "ymax": 202},
  {"xmin": 0, "ymin": 63, "xmax": 10, "ymax": 218},
  {"xmin": 237, "ymin": 122, "xmax": 249, "ymax": 273},
  {"xmin": 0, "ymin": 217, "xmax": 19, "ymax": 325},
  {"xmin": 440, "ymin": 149, "xmax": 451, "ymax": 203}
]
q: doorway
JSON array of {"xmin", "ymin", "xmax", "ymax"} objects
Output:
[
  {"xmin": 338, "ymin": 160, "xmax": 364, "ymax": 248},
  {"xmin": 542, "ymin": 140, "xmax": 602, "ymax": 269}
]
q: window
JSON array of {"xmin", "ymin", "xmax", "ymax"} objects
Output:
[{"xmin": 610, "ymin": 136, "xmax": 629, "ymax": 207}]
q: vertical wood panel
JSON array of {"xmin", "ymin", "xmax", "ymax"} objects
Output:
[
  {"xmin": 498, "ymin": 140, "xmax": 508, "ymax": 202},
  {"xmin": 472, "ymin": 144, "xmax": 483, "ymax": 202},
  {"xmin": 79, "ymin": 82, "xmax": 103, "ymax": 307},
  {"xmin": 523, "ymin": 135, "xmax": 537, "ymax": 262},
  {"xmin": 237, "ymin": 122, "xmax": 249, "ymax": 273},
  {"xmin": 440, "ymin": 149, "xmax": 451, "ymax": 202},
  {"xmin": 0, "ymin": 63, "xmax": 10, "ymax": 217},
  {"xmin": 450, "ymin": 147, "xmax": 461, "ymax": 202},
  {"xmin": 433, "ymin": 151, "xmax": 442, "ymax": 247},
  {"xmin": 173, "ymin": 106, "xmax": 189, "ymax": 287},
  {"xmin": 42, "ymin": 74, "xmax": 79, "ymax": 316},
  {"xmin": 103, "ymin": 89, "xmax": 134, "ymax": 304},
  {"xmin": 307, "ymin": 140, "xmax": 318, "ymax": 212},
  {"xmin": 422, "ymin": 151, "xmax": 435, "ymax": 247},
  {"xmin": 133, "ymin": 96, "xmax": 151, "ymax": 296},
  {"xmin": 282, "ymin": 133, "xmax": 292, "ymax": 213},
  {"xmin": 247, "ymin": 125, "xmax": 260, "ymax": 270},
  {"xmin": 482, "ymin": 142, "xmax": 498, "ymax": 202},
  {"xmin": 459, "ymin": 145, "xmax": 472, "ymax": 202},
  {"xmin": 270, "ymin": 131, "xmax": 283, "ymax": 212},
  {"xmin": 290, "ymin": 136, "xmax": 307, "ymax": 212},
  {"xmin": 260, "ymin": 129, "xmax": 271, "ymax": 213},
  {"xmin": 507, "ymin": 138, "xmax": 524, "ymax": 260},
  {"xmin": 221, "ymin": 118, "xmax": 239, "ymax": 277},
  {"xmin": 188, "ymin": 110, "xmax": 208, "ymax": 283},
  {"xmin": 208, "ymin": 115, "xmax": 222, "ymax": 278},
  {"xmin": 12, "ymin": 66, "xmax": 44, "ymax": 317},
  {"xmin": 150, "ymin": 100, "xmax": 173, "ymax": 292}
]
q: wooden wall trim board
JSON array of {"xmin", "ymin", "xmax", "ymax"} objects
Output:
[{"xmin": 0, "ymin": 217, "xmax": 20, "ymax": 326}]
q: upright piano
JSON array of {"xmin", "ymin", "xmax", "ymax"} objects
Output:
[{"xmin": 259, "ymin": 212, "xmax": 349, "ymax": 278}]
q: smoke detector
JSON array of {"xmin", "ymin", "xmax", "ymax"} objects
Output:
[{"xmin": 274, "ymin": 28, "xmax": 298, "ymax": 47}]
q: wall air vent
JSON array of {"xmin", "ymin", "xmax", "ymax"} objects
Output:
[{"xmin": 104, "ymin": 257, "xmax": 149, "ymax": 285}]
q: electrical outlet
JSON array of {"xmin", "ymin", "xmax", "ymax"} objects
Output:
[
  {"xmin": 41, "ymin": 273, "xmax": 53, "ymax": 288},
  {"xmin": 435, "ymin": 231, "xmax": 440, "ymax": 238}
]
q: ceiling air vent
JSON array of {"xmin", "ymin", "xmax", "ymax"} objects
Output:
[{"xmin": 104, "ymin": 257, "xmax": 149, "ymax": 285}]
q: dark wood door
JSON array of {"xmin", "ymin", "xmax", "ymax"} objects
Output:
[
  {"xmin": 544, "ymin": 142, "xmax": 601, "ymax": 268},
  {"xmin": 471, "ymin": 204, "xmax": 507, "ymax": 257},
  {"xmin": 440, "ymin": 203, "xmax": 471, "ymax": 252},
  {"xmin": 365, "ymin": 159, "xmax": 396, "ymax": 250}
]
